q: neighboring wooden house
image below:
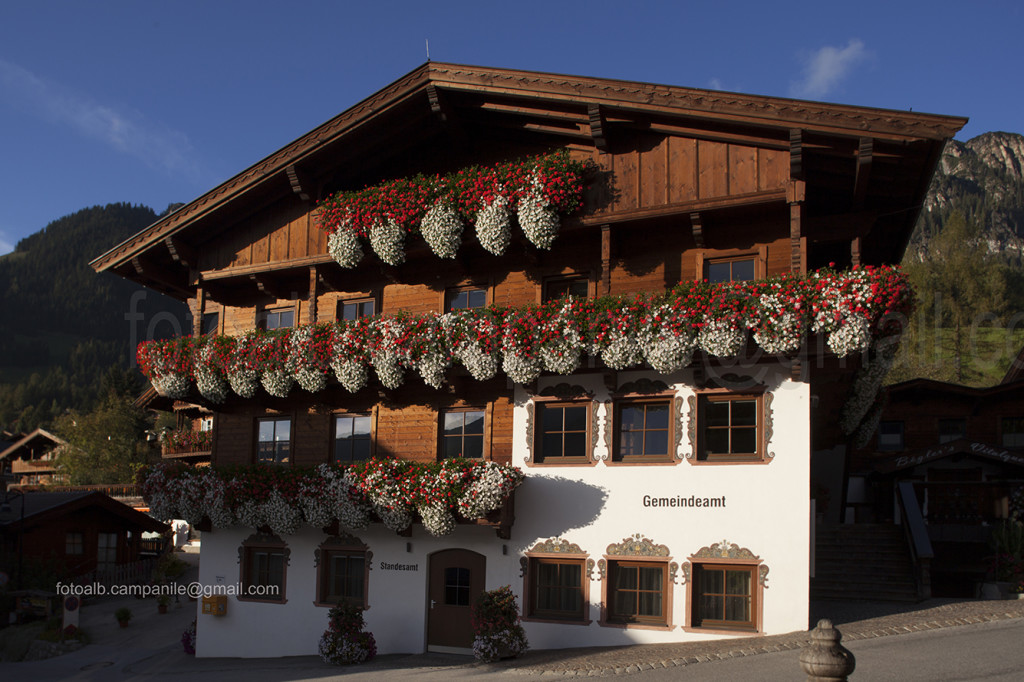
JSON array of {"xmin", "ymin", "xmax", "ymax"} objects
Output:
[
  {"xmin": 0, "ymin": 491, "xmax": 168, "ymax": 579},
  {"xmin": 0, "ymin": 428, "xmax": 66, "ymax": 487},
  {"xmin": 91, "ymin": 63, "xmax": 964, "ymax": 657},
  {"xmin": 847, "ymin": 371, "xmax": 1024, "ymax": 595}
]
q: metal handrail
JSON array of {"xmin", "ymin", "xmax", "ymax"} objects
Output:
[{"xmin": 897, "ymin": 480, "xmax": 934, "ymax": 600}]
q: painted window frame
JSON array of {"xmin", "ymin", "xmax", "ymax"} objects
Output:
[
  {"xmin": 530, "ymin": 398, "xmax": 596, "ymax": 467},
  {"xmin": 685, "ymin": 560, "xmax": 763, "ymax": 634},
  {"xmin": 600, "ymin": 558, "xmax": 673, "ymax": 629},
  {"xmin": 522, "ymin": 544, "xmax": 592, "ymax": 625},
  {"xmin": 255, "ymin": 416, "xmax": 293, "ymax": 465},
  {"xmin": 238, "ymin": 532, "xmax": 289, "ymax": 604},
  {"xmin": 693, "ymin": 389, "xmax": 770, "ymax": 465},
  {"xmin": 609, "ymin": 396, "xmax": 677, "ymax": 465},
  {"xmin": 315, "ymin": 535, "xmax": 372, "ymax": 609}
]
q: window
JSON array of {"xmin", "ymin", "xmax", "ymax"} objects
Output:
[
  {"xmin": 698, "ymin": 394, "xmax": 762, "ymax": 461},
  {"xmin": 445, "ymin": 567, "xmax": 471, "ymax": 606},
  {"xmin": 257, "ymin": 417, "xmax": 291, "ymax": 464},
  {"xmin": 66, "ymin": 532, "xmax": 84, "ymax": 555},
  {"xmin": 199, "ymin": 416, "xmax": 214, "ymax": 432},
  {"xmin": 939, "ymin": 418, "xmax": 966, "ymax": 444},
  {"xmin": 260, "ymin": 308, "xmax": 295, "ymax": 330},
  {"xmin": 318, "ymin": 548, "xmax": 368, "ymax": 607},
  {"xmin": 691, "ymin": 563, "xmax": 757, "ymax": 631},
  {"xmin": 338, "ymin": 297, "xmax": 375, "ymax": 321},
  {"xmin": 705, "ymin": 256, "xmax": 755, "ymax": 283},
  {"xmin": 543, "ymin": 276, "xmax": 589, "ymax": 303},
  {"xmin": 97, "ymin": 532, "xmax": 118, "ymax": 569},
  {"xmin": 1003, "ymin": 418, "xmax": 1024, "ymax": 448},
  {"xmin": 536, "ymin": 402, "xmax": 590, "ymax": 463},
  {"xmin": 614, "ymin": 400, "xmax": 671, "ymax": 461},
  {"xmin": 528, "ymin": 558, "xmax": 587, "ymax": 621},
  {"xmin": 200, "ymin": 312, "xmax": 220, "ymax": 336},
  {"xmin": 240, "ymin": 533, "xmax": 289, "ymax": 603},
  {"xmin": 445, "ymin": 287, "xmax": 487, "ymax": 311},
  {"xmin": 606, "ymin": 560, "xmax": 668, "ymax": 626},
  {"xmin": 878, "ymin": 421, "xmax": 905, "ymax": 451},
  {"xmin": 441, "ymin": 409, "xmax": 484, "ymax": 459},
  {"xmin": 334, "ymin": 414, "xmax": 372, "ymax": 463}
]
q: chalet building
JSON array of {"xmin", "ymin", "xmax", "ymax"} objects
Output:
[
  {"xmin": 842, "ymin": 368, "xmax": 1024, "ymax": 597},
  {"xmin": 0, "ymin": 428, "xmax": 66, "ymax": 488},
  {"xmin": 91, "ymin": 64, "xmax": 964, "ymax": 657},
  {"xmin": 0, "ymin": 491, "xmax": 168, "ymax": 578}
]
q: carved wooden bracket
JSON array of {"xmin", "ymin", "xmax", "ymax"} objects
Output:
[
  {"xmin": 690, "ymin": 211, "xmax": 705, "ymax": 249},
  {"xmin": 588, "ymin": 103, "xmax": 609, "ymax": 152}
]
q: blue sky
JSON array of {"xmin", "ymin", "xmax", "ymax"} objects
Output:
[{"xmin": 1, "ymin": 1, "xmax": 1020, "ymax": 256}]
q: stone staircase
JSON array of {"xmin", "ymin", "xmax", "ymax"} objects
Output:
[{"xmin": 811, "ymin": 523, "xmax": 921, "ymax": 602}]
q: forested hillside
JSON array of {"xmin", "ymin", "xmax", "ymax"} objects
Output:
[{"xmin": 0, "ymin": 204, "xmax": 188, "ymax": 431}]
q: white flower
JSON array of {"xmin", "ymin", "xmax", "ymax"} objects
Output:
[
  {"xmin": 420, "ymin": 202, "xmax": 463, "ymax": 259},
  {"xmin": 228, "ymin": 370, "xmax": 259, "ymax": 399},
  {"xmin": 417, "ymin": 350, "xmax": 450, "ymax": 389},
  {"xmin": 827, "ymin": 314, "xmax": 871, "ymax": 358},
  {"xmin": 601, "ymin": 332, "xmax": 644, "ymax": 370},
  {"xmin": 418, "ymin": 501, "xmax": 456, "ymax": 537},
  {"xmin": 152, "ymin": 373, "xmax": 190, "ymax": 399},
  {"xmin": 194, "ymin": 365, "xmax": 228, "ymax": 404},
  {"xmin": 332, "ymin": 358, "xmax": 368, "ymax": 393},
  {"xmin": 261, "ymin": 370, "xmax": 294, "ymax": 398},
  {"xmin": 698, "ymin": 318, "xmax": 745, "ymax": 357},
  {"xmin": 502, "ymin": 352, "xmax": 542, "ymax": 384},
  {"xmin": 517, "ymin": 185, "xmax": 560, "ymax": 250},
  {"xmin": 457, "ymin": 461, "xmax": 523, "ymax": 519},
  {"xmin": 474, "ymin": 195, "xmax": 511, "ymax": 255},
  {"xmin": 327, "ymin": 225, "xmax": 364, "ymax": 269},
  {"xmin": 369, "ymin": 217, "xmax": 406, "ymax": 266}
]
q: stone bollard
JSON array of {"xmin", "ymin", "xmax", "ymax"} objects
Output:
[{"xmin": 798, "ymin": 618, "xmax": 856, "ymax": 681}]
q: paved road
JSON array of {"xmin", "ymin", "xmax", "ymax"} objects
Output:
[{"xmin": 643, "ymin": 618, "xmax": 1024, "ymax": 681}]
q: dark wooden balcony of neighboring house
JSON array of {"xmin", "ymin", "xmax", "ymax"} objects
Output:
[{"xmin": 161, "ymin": 429, "xmax": 213, "ymax": 461}]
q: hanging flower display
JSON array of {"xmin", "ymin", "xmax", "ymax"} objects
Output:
[
  {"xmin": 316, "ymin": 150, "xmax": 589, "ymax": 268},
  {"xmin": 327, "ymin": 219, "xmax": 363, "ymax": 269},
  {"xmin": 368, "ymin": 217, "xmax": 406, "ymax": 266},
  {"xmin": 419, "ymin": 202, "xmax": 464, "ymax": 259},
  {"xmin": 474, "ymin": 195, "xmax": 512, "ymax": 255},
  {"xmin": 136, "ymin": 267, "xmax": 912, "ymax": 409},
  {"xmin": 140, "ymin": 458, "xmax": 524, "ymax": 538},
  {"xmin": 137, "ymin": 337, "xmax": 194, "ymax": 399},
  {"xmin": 194, "ymin": 337, "xmax": 231, "ymax": 404}
]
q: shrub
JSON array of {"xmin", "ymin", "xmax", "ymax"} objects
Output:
[
  {"xmin": 318, "ymin": 602, "xmax": 376, "ymax": 665},
  {"xmin": 471, "ymin": 585, "xmax": 528, "ymax": 662}
]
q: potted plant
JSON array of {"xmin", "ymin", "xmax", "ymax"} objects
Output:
[
  {"xmin": 318, "ymin": 602, "xmax": 376, "ymax": 665},
  {"xmin": 157, "ymin": 594, "xmax": 171, "ymax": 614},
  {"xmin": 115, "ymin": 607, "xmax": 132, "ymax": 628},
  {"xmin": 471, "ymin": 585, "xmax": 528, "ymax": 662}
]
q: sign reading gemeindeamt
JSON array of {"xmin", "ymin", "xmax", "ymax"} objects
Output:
[{"xmin": 642, "ymin": 494, "xmax": 726, "ymax": 508}]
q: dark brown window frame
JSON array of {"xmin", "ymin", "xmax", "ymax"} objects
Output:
[
  {"xmin": 693, "ymin": 390, "xmax": 768, "ymax": 464},
  {"xmin": 238, "ymin": 532, "xmax": 290, "ymax": 604},
  {"xmin": 600, "ymin": 558, "xmax": 673, "ymax": 629},
  {"xmin": 609, "ymin": 396, "xmax": 677, "ymax": 465},
  {"xmin": 530, "ymin": 398, "xmax": 595, "ymax": 467},
  {"xmin": 695, "ymin": 246, "xmax": 767, "ymax": 283},
  {"xmin": 523, "ymin": 555, "xmax": 591, "ymax": 625},
  {"xmin": 439, "ymin": 406, "xmax": 489, "ymax": 460},
  {"xmin": 337, "ymin": 295, "xmax": 377, "ymax": 321},
  {"xmin": 542, "ymin": 273, "xmax": 593, "ymax": 303},
  {"xmin": 315, "ymin": 536, "xmax": 372, "ymax": 609},
  {"xmin": 1001, "ymin": 417, "xmax": 1024, "ymax": 448},
  {"xmin": 255, "ymin": 415, "xmax": 293, "ymax": 466},
  {"xmin": 684, "ymin": 560, "xmax": 761, "ymax": 634},
  {"xmin": 444, "ymin": 283, "xmax": 490, "ymax": 312},
  {"xmin": 332, "ymin": 412, "xmax": 374, "ymax": 463},
  {"xmin": 65, "ymin": 531, "xmax": 84, "ymax": 555},
  {"xmin": 258, "ymin": 303, "xmax": 298, "ymax": 331}
]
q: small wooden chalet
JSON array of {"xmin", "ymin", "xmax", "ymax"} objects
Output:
[
  {"xmin": 91, "ymin": 63, "xmax": 964, "ymax": 657},
  {"xmin": 0, "ymin": 491, "xmax": 168, "ymax": 580},
  {"xmin": 0, "ymin": 428, "xmax": 66, "ymax": 488}
]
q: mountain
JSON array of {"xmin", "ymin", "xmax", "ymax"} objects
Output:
[
  {"xmin": 0, "ymin": 203, "xmax": 189, "ymax": 432},
  {"xmin": 912, "ymin": 132, "xmax": 1024, "ymax": 264}
]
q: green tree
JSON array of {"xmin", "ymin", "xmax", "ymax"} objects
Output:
[{"xmin": 53, "ymin": 393, "xmax": 157, "ymax": 484}]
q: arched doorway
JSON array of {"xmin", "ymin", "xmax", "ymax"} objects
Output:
[{"xmin": 426, "ymin": 548, "xmax": 486, "ymax": 653}]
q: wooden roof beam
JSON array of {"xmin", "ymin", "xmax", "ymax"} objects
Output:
[
  {"xmin": 426, "ymin": 83, "xmax": 471, "ymax": 151},
  {"xmin": 690, "ymin": 212, "xmax": 705, "ymax": 248},
  {"xmin": 130, "ymin": 256, "xmax": 191, "ymax": 298},
  {"xmin": 853, "ymin": 137, "xmax": 873, "ymax": 210},
  {"xmin": 790, "ymin": 129, "xmax": 804, "ymax": 180},
  {"xmin": 286, "ymin": 164, "xmax": 315, "ymax": 203},
  {"xmin": 249, "ymin": 273, "xmax": 289, "ymax": 301},
  {"xmin": 588, "ymin": 103, "xmax": 609, "ymax": 152},
  {"xmin": 164, "ymin": 236, "xmax": 197, "ymax": 270}
]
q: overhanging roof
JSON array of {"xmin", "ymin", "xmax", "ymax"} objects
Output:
[
  {"xmin": 0, "ymin": 427, "xmax": 65, "ymax": 462},
  {"xmin": 91, "ymin": 62, "xmax": 968, "ymax": 294}
]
